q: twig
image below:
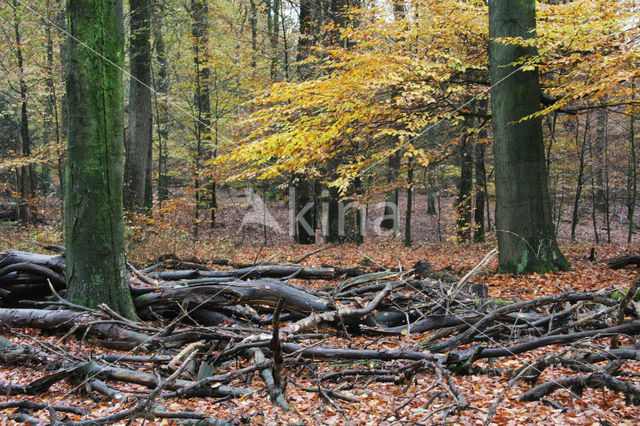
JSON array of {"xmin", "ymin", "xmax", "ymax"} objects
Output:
[
  {"xmin": 292, "ymin": 244, "xmax": 337, "ymax": 264},
  {"xmin": 448, "ymin": 249, "xmax": 497, "ymax": 300},
  {"xmin": 483, "ymin": 361, "xmax": 535, "ymax": 425}
]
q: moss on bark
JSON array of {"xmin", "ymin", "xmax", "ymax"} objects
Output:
[
  {"xmin": 65, "ymin": 0, "xmax": 137, "ymax": 319},
  {"xmin": 488, "ymin": 0, "xmax": 570, "ymax": 274}
]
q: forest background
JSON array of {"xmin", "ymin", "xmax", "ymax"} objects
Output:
[{"xmin": 1, "ymin": 0, "xmax": 640, "ymax": 424}]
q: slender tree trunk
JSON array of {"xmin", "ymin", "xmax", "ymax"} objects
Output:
[
  {"xmin": 381, "ymin": 151, "xmax": 400, "ymax": 232},
  {"xmin": 291, "ymin": 0, "xmax": 318, "ymax": 243},
  {"xmin": 266, "ymin": 0, "xmax": 280, "ymax": 80},
  {"xmin": 56, "ymin": 6, "xmax": 67, "ymax": 215},
  {"xmin": 44, "ymin": 0, "xmax": 63, "ymax": 212},
  {"xmin": 489, "ymin": 0, "xmax": 569, "ymax": 273},
  {"xmin": 324, "ymin": 185, "xmax": 342, "ymax": 243},
  {"xmin": 456, "ymin": 132, "xmax": 473, "ymax": 243},
  {"xmin": 124, "ymin": 0, "xmax": 153, "ymax": 212},
  {"xmin": 191, "ymin": 0, "xmax": 211, "ymax": 239},
  {"xmin": 588, "ymin": 132, "xmax": 600, "ymax": 243},
  {"xmin": 152, "ymin": 0, "xmax": 169, "ymax": 206},
  {"xmin": 280, "ymin": 0, "xmax": 289, "ymax": 80},
  {"xmin": 629, "ymin": 86, "xmax": 637, "ymax": 243},
  {"xmin": 570, "ymin": 116, "xmax": 587, "ymax": 241},
  {"xmin": 249, "ymin": 0, "xmax": 257, "ymax": 70},
  {"xmin": 603, "ymin": 125, "xmax": 611, "ymax": 243},
  {"xmin": 474, "ymin": 131, "xmax": 487, "ymax": 242},
  {"xmin": 13, "ymin": 0, "xmax": 32, "ymax": 223},
  {"xmin": 297, "ymin": 0, "xmax": 312, "ymax": 77},
  {"xmin": 65, "ymin": 0, "xmax": 137, "ymax": 318},
  {"xmin": 594, "ymin": 109, "xmax": 607, "ymax": 212},
  {"xmin": 294, "ymin": 177, "xmax": 316, "ymax": 244},
  {"xmin": 405, "ymin": 158, "xmax": 413, "ymax": 247}
]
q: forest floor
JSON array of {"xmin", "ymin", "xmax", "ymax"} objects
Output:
[{"xmin": 1, "ymin": 191, "xmax": 639, "ymax": 424}]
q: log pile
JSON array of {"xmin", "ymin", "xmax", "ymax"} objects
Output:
[{"xmin": 1, "ymin": 249, "xmax": 640, "ymax": 424}]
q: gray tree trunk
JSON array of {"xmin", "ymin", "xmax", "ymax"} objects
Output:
[
  {"xmin": 489, "ymin": 0, "xmax": 569, "ymax": 273},
  {"xmin": 456, "ymin": 130, "xmax": 473, "ymax": 243},
  {"xmin": 124, "ymin": 0, "xmax": 153, "ymax": 211},
  {"xmin": 191, "ymin": 0, "xmax": 211, "ymax": 239},
  {"xmin": 13, "ymin": 0, "xmax": 32, "ymax": 223},
  {"xmin": 474, "ymin": 129, "xmax": 487, "ymax": 242},
  {"xmin": 152, "ymin": 0, "xmax": 169, "ymax": 205},
  {"xmin": 65, "ymin": 0, "xmax": 137, "ymax": 319}
]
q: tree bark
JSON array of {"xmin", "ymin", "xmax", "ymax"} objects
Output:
[
  {"xmin": 474, "ymin": 133, "xmax": 486, "ymax": 242},
  {"xmin": 191, "ymin": 0, "xmax": 211, "ymax": 239},
  {"xmin": 405, "ymin": 158, "xmax": 413, "ymax": 247},
  {"xmin": 124, "ymin": 0, "xmax": 153, "ymax": 212},
  {"xmin": 294, "ymin": 177, "xmax": 316, "ymax": 244},
  {"xmin": 457, "ymin": 130, "xmax": 473, "ymax": 242},
  {"xmin": 152, "ymin": 0, "xmax": 169, "ymax": 205},
  {"xmin": 488, "ymin": 0, "xmax": 569, "ymax": 273},
  {"xmin": 65, "ymin": 0, "xmax": 137, "ymax": 318},
  {"xmin": 628, "ymin": 89, "xmax": 637, "ymax": 242},
  {"xmin": 13, "ymin": 0, "xmax": 32, "ymax": 223}
]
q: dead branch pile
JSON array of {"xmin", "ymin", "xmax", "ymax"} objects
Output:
[{"xmin": 1, "ymin": 249, "xmax": 639, "ymax": 424}]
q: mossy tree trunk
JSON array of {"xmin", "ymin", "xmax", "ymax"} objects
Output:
[
  {"xmin": 65, "ymin": 0, "xmax": 137, "ymax": 319},
  {"xmin": 124, "ymin": 0, "xmax": 153, "ymax": 212},
  {"xmin": 488, "ymin": 0, "xmax": 569, "ymax": 273}
]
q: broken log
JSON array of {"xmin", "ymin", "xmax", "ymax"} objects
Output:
[
  {"xmin": 134, "ymin": 279, "xmax": 332, "ymax": 316},
  {"xmin": 607, "ymin": 255, "xmax": 640, "ymax": 269}
]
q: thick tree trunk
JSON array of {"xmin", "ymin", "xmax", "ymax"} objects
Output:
[
  {"xmin": 124, "ymin": 0, "xmax": 153, "ymax": 212},
  {"xmin": 65, "ymin": 0, "xmax": 137, "ymax": 318},
  {"xmin": 488, "ymin": 0, "xmax": 569, "ymax": 273}
]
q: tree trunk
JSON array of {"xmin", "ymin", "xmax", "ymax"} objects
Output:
[
  {"xmin": 570, "ymin": 116, "xmax": 587, "ymax": 241},
  {"xmin": 248, "ymin": 0, "xmax": 257, "ymax": 70},
  {"xmin": 191, "ymin": 0, "xmax": 211, "ymax": 239},
  {"xmin": 152, "ymin": 0, "xmax": 169, "ymax": 206},
  {"xmin": 489, "ymin": 0, "xmax": 569, "ymax": 273},
  {"xmin": 381, "ymin": 151, "xmax": 400, "ymax": 232},
  {"xmin": 65, "ymin": 0, "xmax": 137, "ymax": 319},
  {"xmin": 405, "ymin": 158, "xmax": 413, "ymax": 247},
  {"xmin": 474, "ymin": 131, "xmax": 486, "ymax": 242},
  {"xmin": 594, "ymin": 109, "xmax": 607, "ymax": 212},
  {"xmin": 629, "ymin": 88, "xmax": 637, "ymax": 243},
  {"xmin": 293, "ymin": 177, "xmax": 316, "ymax": 244},
  {"xmin": 456, "ymin": 129, "xmax": 473, "ymax": 243},
  {"xmin": 324, "ymin": 185, "xmax": 342, "ymax": 243},
  {"xmin": 13, "ymin": 0, "xmax": 32, "ymax": 223},
  {"xmin": 588, "ymin": 134, "xmax": 600, "ymax": 243},
  {"xmin": 124, "ymin": 0, "xmax": 153, "ymax": 212},
  {"xmin": 44, "ymin": 0, "xmax": 64, "ymax": 212}
]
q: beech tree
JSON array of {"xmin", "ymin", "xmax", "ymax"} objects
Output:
[
  {"xmin": 124, "ymin": 0, "xmax": 153, "ymax": 212},
  {"xmin": 488, "ymin": 0, "xmax": 570, "ymax": 273},
  {"xmin": 65, "ymin": 0, "xmax": 137, "ymax": 318}
]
